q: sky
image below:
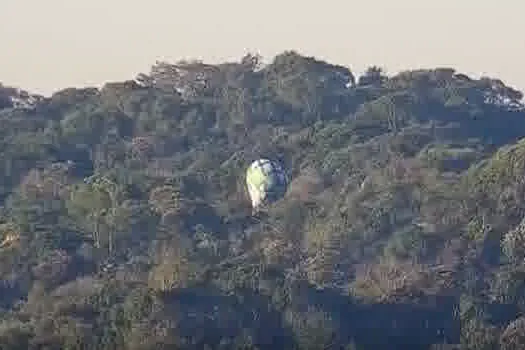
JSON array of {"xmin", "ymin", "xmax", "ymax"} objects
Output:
[{"xmin": 1, "ymin": 0, "xmax": 524, "ymax": 96}]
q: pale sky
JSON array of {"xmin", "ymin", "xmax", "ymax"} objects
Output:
[{"xmin": 1, "ymin": 0, "xmax": 524, "ymax": 96}]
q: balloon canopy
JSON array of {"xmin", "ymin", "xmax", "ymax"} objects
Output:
[{"xmin": 245, "ymin": 158, "xmax": 288, "ymax": 212}]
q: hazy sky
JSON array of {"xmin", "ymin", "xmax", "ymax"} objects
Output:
[{"xmin": 1, "ymin": 0, "xmax": 524, "ymax": 96}]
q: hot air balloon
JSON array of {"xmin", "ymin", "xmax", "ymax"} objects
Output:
[{"xmin": 245, "ymin": 159, "xmax": 288, "ymax": 213}]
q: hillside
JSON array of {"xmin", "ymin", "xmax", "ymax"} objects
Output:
[{"xmin": 0, "ymin": 51, "xmax": 525, "ymax": 349}]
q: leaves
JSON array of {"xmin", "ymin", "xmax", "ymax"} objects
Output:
[{"xmin": 0, "ymin": 51, "xmax": 524, "ymax": 348}]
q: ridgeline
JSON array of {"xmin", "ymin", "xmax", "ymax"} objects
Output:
[{"xmin": 1, "ymin": 51, "xmax": 525, "ymax": 349}]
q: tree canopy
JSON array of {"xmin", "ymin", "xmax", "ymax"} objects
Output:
[{"xmin": 0, "ymin": 51, "xmax": 524, "ymax": 349}]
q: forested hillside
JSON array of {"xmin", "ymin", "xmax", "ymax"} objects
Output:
[{"xmin": 1, "ymin": 51, "xmax": 525, "ymax": 349}]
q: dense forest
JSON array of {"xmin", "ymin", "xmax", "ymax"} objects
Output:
[{"xmin": 1, "ymin": 51, "xmax": 525, "ymax": 349}]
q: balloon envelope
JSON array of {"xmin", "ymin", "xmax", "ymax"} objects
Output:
[{"xmin": 245, "ymin": 159, "xmax": 288, "ymax": 211}]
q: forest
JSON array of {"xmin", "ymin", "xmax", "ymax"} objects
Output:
[{"xmin": 1, "ymin": 51, "xmax": 525, "ymax": 349}]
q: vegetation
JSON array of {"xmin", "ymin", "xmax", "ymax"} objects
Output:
[{"xmin": 0, "ymin": 51, "xmax": 525, "ymax": 349}]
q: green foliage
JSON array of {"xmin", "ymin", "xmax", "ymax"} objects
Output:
[{"xmin": 0, "ymin": 51, "xmax": 525, "ymax": 348}]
